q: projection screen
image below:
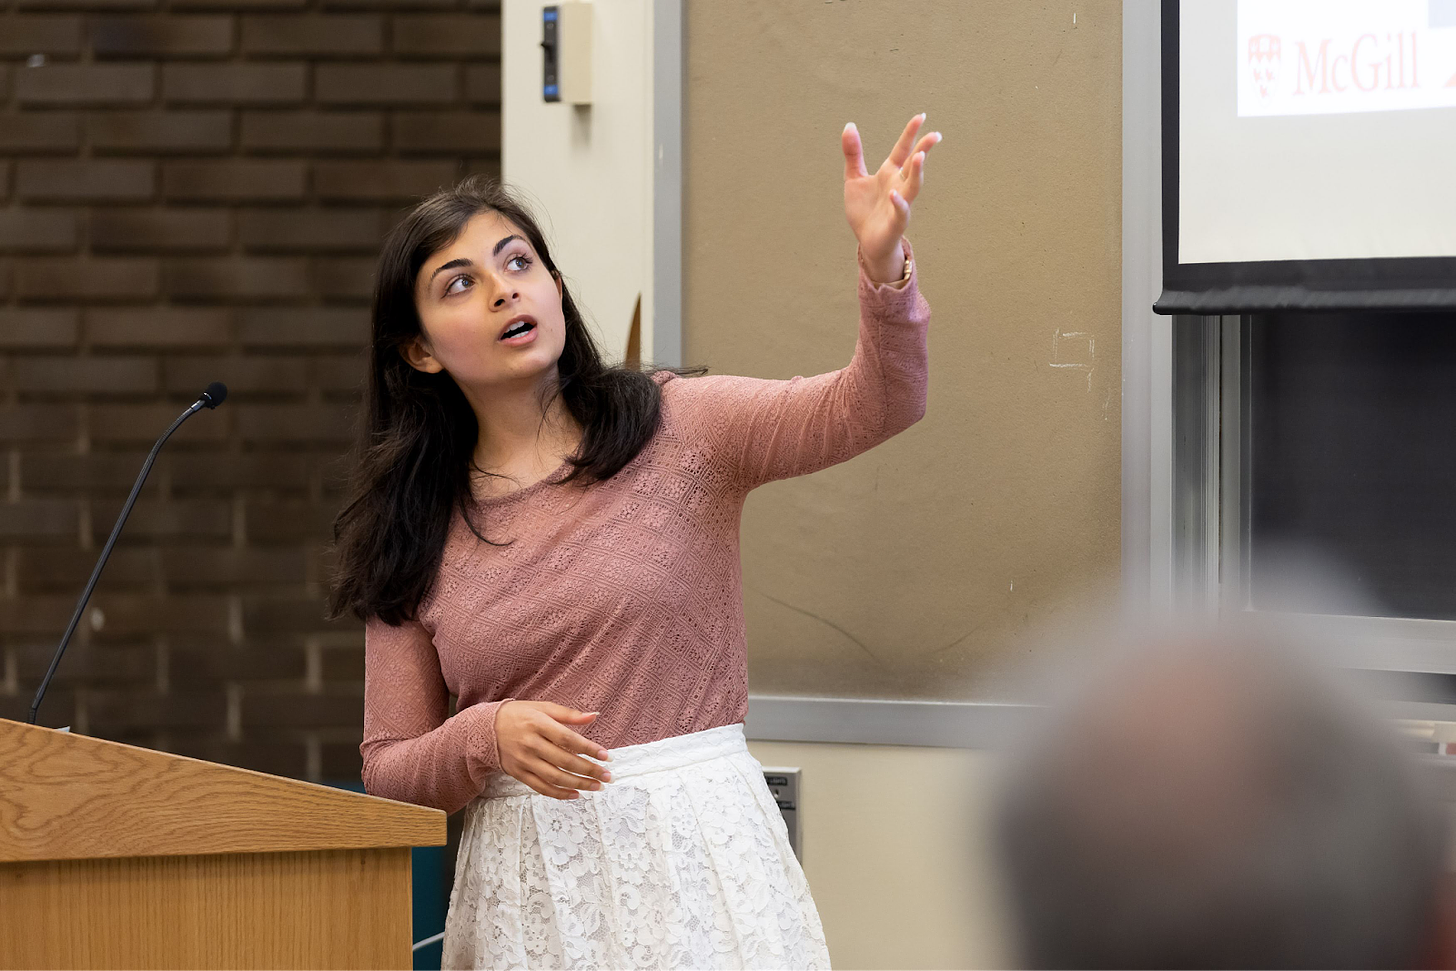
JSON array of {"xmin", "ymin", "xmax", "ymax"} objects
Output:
[{"xmin": 1158, "ymin": 0, "xmax": 1456, "ymax": 313}]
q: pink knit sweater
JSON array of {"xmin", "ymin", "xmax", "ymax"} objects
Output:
[{"xmin": 361, "ymin": 243, "xmax": 930, "ymax": 814}]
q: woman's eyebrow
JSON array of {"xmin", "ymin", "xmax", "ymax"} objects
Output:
[
  {"xmin": 427, "ymin": 236, "xmax": 525, "ymax": 282},
  {"xmin": 428, "ymin": 257, "xmax": 472, "ymax": 282},
  {"xmin": 492, "ymin": 233, "xmax": 524, "ymax": 256}
]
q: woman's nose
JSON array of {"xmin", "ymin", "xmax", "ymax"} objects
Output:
[{"xmin": 489, "ymin": 276, "xmax": 517, "ymax": 306}]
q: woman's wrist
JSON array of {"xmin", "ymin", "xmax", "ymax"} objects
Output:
[
  {"xmin": 863, "ymin": 241, "xmax": 907, "ymax": 286},
  {"xmin": 862, "ymin": 241, "xmax": 909, "ymax": 287}
]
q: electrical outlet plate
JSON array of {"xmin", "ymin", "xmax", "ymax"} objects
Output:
[{"xmin": 761, "ymin": 767, "xmax": 801, "ymax": 860}]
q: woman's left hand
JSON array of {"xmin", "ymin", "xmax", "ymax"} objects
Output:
[{"xmin": 842, "ymin": 113, "xmax": 942, "ymax": 285}]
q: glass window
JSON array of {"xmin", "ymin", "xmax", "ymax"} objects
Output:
[{"xmin": 1247, "ymin": 311, "xmax": 1456, "ymax": 620}]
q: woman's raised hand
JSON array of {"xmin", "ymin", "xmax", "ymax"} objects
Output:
[
  {"xmin": 842, "ymin": 113, "xmax": 942, "ymax": 284},
  {"xmin": 496, "ymin": 700, "xmax": 613, "ymax": 800}
]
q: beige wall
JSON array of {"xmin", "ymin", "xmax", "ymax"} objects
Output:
[
  {"xmin": 685, "ymin": 0, "xmax": 1124, "ymax": 700},
  {"xmin": 502, "ymin": 0, "xmax": 656, "ymax": 362},
  {"xmin": 748, "ymin": 740, "xmax": 1013, "ymax": 970}
]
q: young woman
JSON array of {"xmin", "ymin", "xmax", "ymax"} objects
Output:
[{"xmin": 331, "ymin": 114, "xmax": 940, "ymax": 970}]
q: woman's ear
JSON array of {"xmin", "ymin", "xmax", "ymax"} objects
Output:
[
  {"xmin": 401, "ymin": 335, "xmax": 444, "ymax": 374},
  {"xmin": 553, "ymin": 270, "xmax": 563, "ymax": 300}
]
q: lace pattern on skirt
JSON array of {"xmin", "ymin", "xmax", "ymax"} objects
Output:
[{"xmin": 442, "ymin": 724, "xmax": 831, "ymax": 970}]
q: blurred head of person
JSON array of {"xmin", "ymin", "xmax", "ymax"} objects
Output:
[
  {"xmin": 994, "ymin": 631, "xmax": 1453, "ymax": 969},
  {"xmin": 329, "ymin": 177, "xmax": 688, "ymax": 625}
]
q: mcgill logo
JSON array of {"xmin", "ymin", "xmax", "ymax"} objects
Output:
[{"xmin": 1248, "ymin": 34, "xmax": 1282, "ymax": 97}]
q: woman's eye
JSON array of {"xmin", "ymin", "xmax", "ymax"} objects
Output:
[
  {"xmin": 445, "ymin": 275, "xmax": 471, "ymax": 295},
  {"xmin": 508, "ymin": 254, "xmax": 532, "ymax": 271}
]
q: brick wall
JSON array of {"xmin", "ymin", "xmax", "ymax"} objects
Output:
[{"xmin": 0, "ymin": 0, "xmax": 500, "ymax": 784}]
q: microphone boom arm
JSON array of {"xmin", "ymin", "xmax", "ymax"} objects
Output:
[{"xmin": 27, "ymin": 385, "xmax": 226, "ymax": 726}]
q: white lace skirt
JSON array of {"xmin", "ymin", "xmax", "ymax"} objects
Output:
[{"xmin": 441, "ymin": 723, "xmax": 831, "ymax": 970}]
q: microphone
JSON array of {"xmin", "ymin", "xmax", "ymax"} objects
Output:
[{"xmin": 26, "ymin": 384, "xmax": 229, "ymax": 726}]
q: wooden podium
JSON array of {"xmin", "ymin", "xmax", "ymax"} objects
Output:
[{"xmin": 0, "ymin": 718, "xmax": 447, "ymax": 970}]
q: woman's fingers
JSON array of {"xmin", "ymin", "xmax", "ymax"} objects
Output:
[
  {"xmin": 889, "ymin": 188, "xmax": 911, "ymax": 222},
  {"xmin": 527, "ymin": 703, "xmax": 609, "ymax": 759},
  {"xmin": 532, "ymin": 701, "xmax": 599, "ymax": 726},
  {"xmin": 886, "ymin": 113, "xmax": 926, "ymax": 169},
  {"xmin": 553, "ymin": 750, "xmax": 612, "ymax": 782},
  {"xmin": 902, "ymin": 132, "xmax": 941, "ymax": 176},
  {"xmin": 529, "ymin": 736, "xmax": 612, "ymax": 783},
  {"xmin": 533, "ymin": 761, "xmax": 603, "ymax": 793},
  {"xmin": 898, "ymin": 131, "xmax": 939, "ymax": 183},
  {"xmin": 842, "ymin": 123, "xmax": 869, "ymax": 181},
  {"xmin": 543, "ymin": 719, "xmax": 612, "ymax": 763},
  {"xmin": 899, "ymin": 152, "xmax": 926, "ymax": 203},
  {"xmin": 518, "ymin": 769, "xmax": 581, "ymax": 801}
]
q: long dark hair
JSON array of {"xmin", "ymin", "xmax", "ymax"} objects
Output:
[{"xmin": 329, "ymin": 176, "xmax": 678, "ymax": 624}]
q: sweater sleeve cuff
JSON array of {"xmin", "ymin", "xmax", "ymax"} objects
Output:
[
  {"xmin": 858, "ymin": 238, "xmax": 922, "ymax": 310},
  {"xmin": 462, "ymin": 698, "xmax": 512, "ymax": 781}
]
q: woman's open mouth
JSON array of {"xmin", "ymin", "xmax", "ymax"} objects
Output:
[{"xmin": 500, "ymin": 318, "xmax": 538, "ymax": 344}]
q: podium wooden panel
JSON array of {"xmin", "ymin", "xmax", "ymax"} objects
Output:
[{"xmin": 0, "ymin": 718, "xmax": 447, "ymax": 970}]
